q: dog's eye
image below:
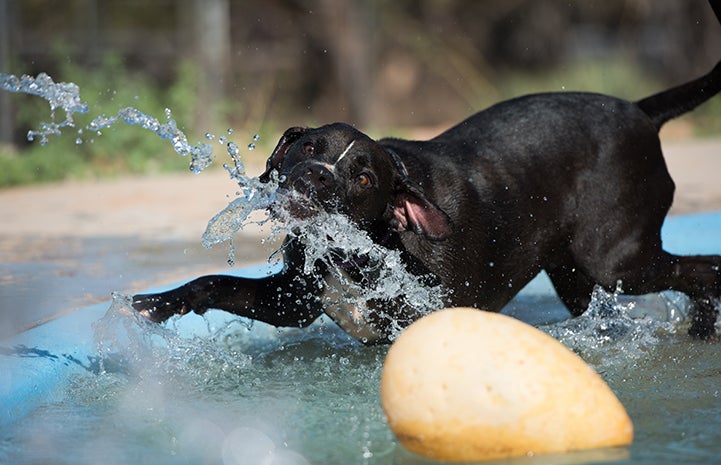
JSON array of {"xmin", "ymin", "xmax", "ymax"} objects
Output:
[
  {"xmin": 357, "ymin": 173, "xmax": 373, "ymax": 188},
  {"xmin": 303, "ymin": 142, "xmax": 315, "ymax": 155}
]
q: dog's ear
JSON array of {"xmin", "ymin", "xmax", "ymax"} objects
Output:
[
  {"xmin": 386, "ymin": 149, "xmax": 452, "ymax": 241},
  {"xmin": 392, "ymin": 190, "xmax": 452, "ymax": 241},
  {"xmin": 259, "ymin": 127, "xmax": 307, "ymax": 183}
]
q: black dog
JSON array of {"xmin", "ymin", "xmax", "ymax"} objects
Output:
[{"xmin": 133, "ymin": 10, "xmax": 721, "ymax": 344}]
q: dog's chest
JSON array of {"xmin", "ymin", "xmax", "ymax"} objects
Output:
[{"xmin": 321, "ymin": 270, "xmax": 385, "ymax": 344}]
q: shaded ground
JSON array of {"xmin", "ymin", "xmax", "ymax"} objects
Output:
[
  {"xmin": 0, "ymin": 167, "xmax": 279, "ymax": 337},
  {"xmin": 1, "ymin": 137, "xmax": 720, "ymax": 338}
]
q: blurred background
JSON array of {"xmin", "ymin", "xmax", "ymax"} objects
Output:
[{"xmin": 1, "ymin": 0, "xmax": 720, "ymax": 186}]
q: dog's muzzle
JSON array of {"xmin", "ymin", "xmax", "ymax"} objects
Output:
[
  {"xmin": 272, "ymin": 162, "xmax": 342, "ymax": 219},
  {"xmin": 270, "ymin": 187, "xmax": 319, "ymax": 220},
  {"xmin": 285, "ymin": 163, "xmax": 334, "ymax": 193}
]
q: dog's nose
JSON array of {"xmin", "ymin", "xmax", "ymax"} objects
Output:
[{"xmin": 305, "ymin": 163, "xmax": 334, "ymax": 190}]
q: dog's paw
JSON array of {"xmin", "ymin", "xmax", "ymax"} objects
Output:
[{"xmin": 131, "ymin": 291, "xmax": 193, "ymax": 323}]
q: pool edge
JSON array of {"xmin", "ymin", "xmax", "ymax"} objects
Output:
[{"xmin": 1, "ymin": 302, "xmax": 105, "ymax": 428}]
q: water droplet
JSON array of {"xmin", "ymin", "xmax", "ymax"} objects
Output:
[
  {"xmin": 219, "ymin": 136, "xmax": 227, "ymax": 145},
  {"xmin": 227, "ymin": 128, "xmax": 234, "ymax": 135},
  {"xmin": 227, "ymin": 141, "xmax": 239, "ymax": 156},
  {"xmin": 164, "ymin": 108, "xmax": 172, "ymax": 119},
  {"xmin": 247, "ymin": 143, "xmax": 256, "ymax": 150},
  {"xmin": 253, "ymin": 133, "xmax": 260, "ymax": 141},
  {"xmin": 75, "ymin": 137, "xmax": 83, "ymax": 145},
  {"xmin": 205, "ymin": 132, "xmax": 215, "ymax": 140}
]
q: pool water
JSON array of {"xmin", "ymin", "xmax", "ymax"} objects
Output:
[
  {"xmin": 2, "ymin": 271, "xmax": 720, "ymax": 465},
  {"xmin": 3, "ymin": 305, "xmax": 393, "ymax": 465}
]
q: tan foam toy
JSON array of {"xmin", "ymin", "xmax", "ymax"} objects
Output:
[{"xmin": 381, "ymin": 307, "xmax": 633, "ymax": 462}]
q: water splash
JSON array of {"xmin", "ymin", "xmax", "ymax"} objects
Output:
[
  {"xmin": 0, "ymin": 72, "xmax": 89, "ymax": 145},
  {"xmin": 201, "ymin": 175, "xmax": 276, "ymax": 248},
  {"xmin": 87, "ymin": 292, "xmax": 391, "ymax": 464},
  {"xmin": 1, "ymin": 72, "xmax": 215, "ymax": 172},
  {"xmin": 93, "ymin": 292, "xmax": 255, "ymax": 383},
  {"xmin": 203, "ymin": 191, "xmax": 448, "ymax": 341},
  {"xmin": 542, "ymin": 282, "xmax": 684, "ymax": 370},
  {"xmin": 273, "ymin": 204, "xmax": 448, "ymax": 341},
  {"xmin": 89, "ymin": 107, "xmax": 214, "ymax": 173},
  {"xmin": 248, "ymin": 133, "xmax": 260, "ymax": 150}
]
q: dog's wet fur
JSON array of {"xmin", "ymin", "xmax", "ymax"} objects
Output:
[{"xmin": 133, "ymin": 2, "xmax": 721, "ymax": 344}]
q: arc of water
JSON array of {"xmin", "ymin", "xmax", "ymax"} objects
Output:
[{"xmin": 0, "ymin": 72, "xmax": 89, "ymax": 145}]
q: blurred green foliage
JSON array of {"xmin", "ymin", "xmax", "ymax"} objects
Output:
[
  {"xmin": 1, "ymin": 55, "xmax": 719, "ymax": 188},
  {"xmin": 2, "ymin": 0, "xmax": 719, "ymax": 188}
]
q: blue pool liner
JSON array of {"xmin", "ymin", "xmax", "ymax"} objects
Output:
[{"xmin": 1, "ymin": 212, "xmax": 720, "ymax": 428}]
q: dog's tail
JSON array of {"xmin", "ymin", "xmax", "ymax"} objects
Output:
[
  {"xmin": 636, "ymin": 60, "xmax": 721, "ymax": 131},
  {"xmin": 636, "ymin": 0, "xmax": 721, "ymax": 130}
]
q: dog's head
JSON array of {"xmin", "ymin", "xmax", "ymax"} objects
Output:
[{"xmin": 259, "ymin": 123, "xmax": 450, "ymax": 240}]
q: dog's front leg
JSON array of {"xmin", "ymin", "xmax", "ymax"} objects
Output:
[
  {"xmin": 131, "ymin": 272, "xmax": 324, "ymax": 327},
  {"xmin": 131, "ymin": 238, "xmax": 327, "ymax": 328}
]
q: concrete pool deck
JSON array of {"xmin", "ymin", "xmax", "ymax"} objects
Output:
[{"xmin": 0, "ymin": 164, "xmax": 278, "ymax": 337}]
